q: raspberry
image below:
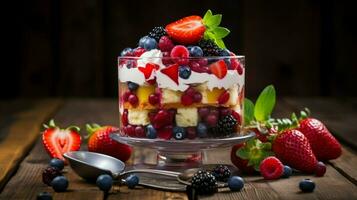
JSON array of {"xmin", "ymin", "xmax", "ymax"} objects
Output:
[
  {"xmin": 153, "ymin": 110, "xmax": 172, "ymax": 129},
  {"xmin": 218, "ymin": 91, "xmax": 230, "ymax": 104},
  {"xmin": 158, "ymin": 36, "xmax": 174, "ymax": 52},
  {"xmin": 162, "ymin": 51, "xmax": 173, "ymax": 65},
  {"xmin": 259, "ymin": 156, "xmax": 284, "ymax": 180},
  {"xmin": 170, "ymin": 45, "xmax": 189, "ymax": 65},
  {"xmin": 42, "ymin": 167, "xmax": 62, "ymax": 186}
]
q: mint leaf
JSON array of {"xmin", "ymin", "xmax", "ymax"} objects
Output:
[
  {"xmin": 254, "ymin": 85, "xmax": 276, "ymax": 121},
  {"xmin": 244, "ymin": 98, "xmax": 255, "ymax": 125},
  {"xmin": 236, "ymin": 148, "xmax": 250, "ymax": 159},
  {"xmin": 214, "ymin": 38, "xmax": 226, "ymax": 48},
  {"xmin": 205, "ymin": 14, "xmax": 222, "ymax": 28},
  {"xmin": 203, "ymin": 10, "xmax": 213, "ymax": 22},
  {"xmin": 213, "ymin": 27, "xmax": 230, "ymax": 39}
]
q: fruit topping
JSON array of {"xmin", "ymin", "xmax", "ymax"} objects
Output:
[
  {"xmin": 148, "ymin": 93, "xmax": 160, "ymax": 105},
  {"xmin": 148, "ymin": 26, "xmax": 167, "ymax": 42},
  {"xmin": 49, "ymin": 158, "xmax": 65, "ymax": 171},
  {"xmin": 192, "ymin": 92, "xmax": 202, "ymax": 103},
  {"xmin": 121, "ymin": 48, "xmax": 133, "ymax": 56},
  {"xmin": 87, "ymin": 124, "xmax": 132, "ymax": 162},
  {"xmin": 299, "ymin": 179, "xmax": 315, "ymax": 192},
  {"xmin": 315, "ymin": 161, "xmax": 326, "ymax": 177},
  {"xmin": 51, "ymin": 176, "xmax": 68, "ymax": 192},
  {"xmin": 186, "ymin": 127, "xmax": 197, "ymax": 139},
  {"xmin": 191, "ymin": 170, "xmax": 218, "ymax": 195},
  {"xmin": 166, "ymin": 16, "xmax": 205, "ymax": 44},
  {"xmin": 282, "ymin": 165, "xmax": 293, "ymax": 178},
  {"xmin": 133, "ymin": 47, "xmax": 146, "ymax": 57},
  {"xmin": 219, "ymin": 107, "xmax": 232, "ymax": 117},
  {"xmin": 188, "ymin": 46, "xmax": 204, "ymax": 57},
  {"xmin": 42, "ymin": 120, "xmax": 81, "ymax": 162},
  {"xmin": 127, "ymin": 81, "xmax": 139, "ymax": 91},
  {"xmin": 161, "ymin": 63, "xmax": 179, "ymax": 85},
  {"xmin": 125, "ymin": 174, "xmax": 139, "ymax": 189},
  {"xmin": 198, "ymin": 107, "xmax": 210, "ymax": 118},
  {"xmin": 210, "ymin": 60, "xmax": 228, "ymax": 79},
  {"xmin": 135, "ymin": 126, "xmax": 146, "ymax": 138},
  {"xmin": 212, "ymin": 165, "xmax": 231, "ymax": 181},
  {"xmin": 173, "ymin": 126, "xmax": 186, "ymax": 140},
  {"xmin": 138, "ymin": 36, "xmax": 157, "ymax": 50},
  {"xmin": 123, "ymin": 124, "xmax": 136, "ymax": 137},
  {"xmin": 205, "ymin": 114, "xmax": 218, "ymax": 127},
  {"xmin": 228, "ymin": 176, "xmax": 244, "ymax": 191},
  {"xmin": 259, "ymin": 156, "xmax": 284, "ymax": 180},
  {"xmin": 146, "ymin": 124, "xmax": 157, "ymax": 139},
  {"xmin": 122, "ymin": 91, "xmax": 132, "ymax": 102},
  {"xmin": 42, "ymin": 166, "xmax": 62, "ymax": 186},
  {"xmin": 181, "ymin": 94, "xmax": 193, "ymax": 106},
  {"xmin": 138, "ymin": 63, "xmax": 159, "ymax": 79},
  {"xmin": 170, "ymin": 45, "xmax": 189, "ymax": 65},
  {"xmin": 96, "ymin": 174, "xmax": 113, "ymax": 192},
  {"xmin": 121, "ymin": 109, "xmax": 129, "ymax": 126},
  {"xmin": 157, "ymin": 125, "xmax": 173, "ymax": 140},
  {"xmin": 158, "ymin": 36, "xmax": 174, "ymax": 52},
  {"xmin": 128, "ymin": 94, "xmax": 139, "ymax": 106},
  {"xmin": 217, "ymin": 90, "xmax": 230, "ymax": 104},
  {"xmin": 217, "ymin": 115, "xmax": 237, "ymax": 136},
  {"xmin": 178, "ymin": 65, "xmax": 192, "ymax": 79},
  {"xmin": 198, "ymin": 39, "xmax": 222, "ymax": 56},
  {"xmin": 197, "ymin": 122, "xmax": 208, "ymax": 138},
  {"xmin": 153, "ymin": 109, "xmax": 172, "ymax": 129}
]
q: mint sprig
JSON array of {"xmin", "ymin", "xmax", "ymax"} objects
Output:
[
  {"xmin": 254, "ymin": 85, "xmax": 276, "ymax": 122},
  {"xmin": 202, "ymin": 10, "xmax": 230, "ymax": 49}
]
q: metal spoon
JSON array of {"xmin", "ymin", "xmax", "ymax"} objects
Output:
[{"xmin": 64, "ymin": 151, "xmax": 184, "ymax": 191}]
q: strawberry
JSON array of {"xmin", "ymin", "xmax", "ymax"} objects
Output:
[
  {"xmin": 210, "ymin": 60, "xmax": 227, "ymax": 79},
  {"xmin": 161, "ymin": 63, "xmax": 179, "ymax": 85},
  {"xmin": 230, "ymin": 139, "xmax": 273, "ymax": 174},
  {"xmin": 87, "ymin": 124, "xmax": 132, "ymax": 162},
  {"xmin": 297, "ymin": 116, "xmax": 342, "ymax": 161},
  {"xmin": 272, "ymin": 129, "xmax": 317, "ymax": 173},
  {"xmin": 165, "ymin": 15, "xmax": 205, "ymax": 44},
  {"xmin": 42, "ymin": 120, "xmax": 81, "ymax": 163},
  {"xmin": 138, "ymin": 63, "xmax": 159, "ymax": 79}
]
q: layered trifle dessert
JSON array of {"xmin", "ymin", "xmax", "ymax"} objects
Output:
[{"xmin": 118, "ymin": 10, "xmax": 244, "ymax": 140}]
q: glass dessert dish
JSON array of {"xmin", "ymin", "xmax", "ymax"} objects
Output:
[{"xmin": 112, "ymin": 51, "xmax": 254, "ymax": 169}]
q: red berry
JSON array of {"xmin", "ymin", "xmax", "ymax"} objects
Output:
[
  {"xmin": 162, "ymin": 51, "xmax": 173, "ymax": 65},
  {"xmin": 153, "ymin": 110, "xmax": 172, "ymax": 129},
  {"xmin": 161, "ymin": 63, "xmax": 179, "ymax": 85},
  {"xmin": 124, "ymin": 125, "xmax": 136, "ymax": 137},
  {"xmin": 181, "ymin": 94, "xmax": 193, "ymax": 106},
  {"xmin": 133, "ymin": 47, "xmax": 146, "ymax": 57},
  {"xmin": 219, "ymin": 108, "xmax": 232, "ymax": 117},
  {"xmin": 135, "ymin": 126, "xmax": 145, "ymax": 138},
  {"xmin": 170, "ymin": 45, "xmax": 189, "ymax": 65},
  {"xmin": 148, "ymin": 112, "xmax": 157, "ymax": 123},
  {"xmin": 198, "ymin": 107, "xmax": 210, "ymax": 118},
  {"xmin": 193, "ymin": 92, "xmax": 202, "ymax": 103},
  {"xmin": 210, "ymin": 60, "xmax": 228, "ymax": 79},
  {"xmin": 121, "ymin": 109, "xmax": 129, "ymax": 126},
  {"xmin": 146, "ymin": 77, "xmax": 157, "ymax": 85},
  {"xmin": 128, "ymin": 94, "xmax": 139, "ymax": 106},
  {"xmin": 205, "ymin": 114, "xmax": 218, "ymax": 127},
  {"xmin": 315, "ymin": 161, "xmax": 326, "ymax": 177},
  {"xmin": 189, "ymin": 61, "xmax": 210, "ymax": 73},
  {"xmin": 122, "ymin": 91, "xmax": 132, "ymax": 102},
  {"xmin": 158, "ymin": 36, "xmax": 174, "ymax": 52},
  {"xmin": 259, "ymin": 156, "xmax": 284, "ymax": 180},
  {"xmin": 231, "ymin": 110, "xmax": 242, "ymax": 124},
  {"xmin": 148, "ymin": 93, "xmax": 160, "ymax": 105},
  {"xmin": 218, "ymin": 91, "xmax": 230, "ymax": 104},
  {"xmin": 185, "ymin": 87, "xmax": 197, "ymax": 97},
  {"xmin": 157, "ymin": 125, "xmax": 173, "ymax": 140},
  {"xmin": 209, "ymin": 107, "xmax": 219, "ymax": 118},
  {"xmin": 186, "ymin": 127, "xmax": 197, "ymax": 139},
  {"xmin": 167, "ymin": 109, "xmax": 176, "ymax": 122},
  {"xmin": 198, "ymin": 58, "xmax": 208, "ymax": 66}
]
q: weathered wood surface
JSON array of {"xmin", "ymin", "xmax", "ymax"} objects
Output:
[{"xmin": 0, "ymin": 98, "xmax": 356, "ymax": 200}]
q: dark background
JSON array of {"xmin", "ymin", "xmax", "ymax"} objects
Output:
[{"xmin": 1, "ymin": 0, "xmax": 356, "ymax": 99}]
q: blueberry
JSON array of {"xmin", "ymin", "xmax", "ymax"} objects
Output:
[
  {"xmin": 49, "ymin": 158, "xmax": 64, "ymax": 171},
  {"xmin": 37, "ymin": 192, "xmax": 52, "ymax": 200},
  {"xmin": 139, "ymin": 36, "xmax": 157, "ymax": 50},
  {"xmin": 196, "ymin": 123, "xmax": 208, "ymax": 138},
  {"xmin": 173, "ymin": 126, "xmax": 186, "ymax": 140},
  {"xmin": 125, "ymin": 174, "xmax": 139, "ymax": 189},
  {"xmin": 282, "ymin": 165, "xmax": 292, "ymax": 178},
  {"xmin": 179, "ymin": 66, "xmax": 191, "ymax": 79},
  {"xmin": 121, "ymin": 47, "xmax": 133, "ymax": 56},
  {"xmin": 96, "ymin": 174, "xmax": 113, "ymax": 192},
  {"xmin": 219, "ymin": 49, "xmax": 231, "ymax": 56},
  {"xmin": 228, "ymin": 176, "xmax": 244, "ymax": 191},
  {"xmin": 127, "ymin": 81, "xmax": 139, "ymax": 91},
  {"xmin": 189, "ymin": 46, "xmax": 203, "ymax": 57},
  {"xmin": 51, "ymin": 176, "xmax": 68, "ymax": 192},
  {"xmin": 125, "ymin": 59, "xmax": 136, "ymax": 68},
  {"xmin": 146, "ymin": 124, "xmax": 157, "ymax": 139},
  {"xmin": 299, "ymin": 179, "xmax": 315, "ymax": 192}
]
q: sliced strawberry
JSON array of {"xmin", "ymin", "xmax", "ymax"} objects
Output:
[
  {"xmin": 138, "ymin": 63, "xmax": 159, "ymax": 79},
  {"xmin": 210, "ymin": 60, "xmax": 228, "ymax": 79},
  {"xmin": 161, "ymin": 63, "xmax": 179, "ymax": 85},
  {"xmin": 42, "ymin": 120, "xmax": 81, "ymax": 163},
  {"xmin": 165, "ymin": 16, "xmax": 206, "ymax": 44}
]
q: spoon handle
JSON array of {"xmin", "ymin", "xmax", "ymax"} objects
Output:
[{"xmin": 122, "ymin": 169, "xmax": 180, "ymax": 178}]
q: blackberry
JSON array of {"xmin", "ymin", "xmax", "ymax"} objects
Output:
[
  {"xmin": 217, "ymin": 115, "xmax": 238, "ymax": 136},
  {"xmin": 148, "ymin": 26, "xmax": 167, "ymax": 41},
  {"xmin": 191, "ymin": 170, "xmax": 218, "ymax": 195},
  {"xmin": 212, "ymin": 165, "xmax": 231, "ymax": 181},
  {"xmin": 42, "ymin": 167, "xmax": 62, "ymax": 186},
  {"xmin": 198, "ymin": 39, "xmax": 222, "ymax": 56}
]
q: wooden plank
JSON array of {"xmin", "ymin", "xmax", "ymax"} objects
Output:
[{"xmin": 0, "ymin": 99, "xmax": 62, "ymax": 190}]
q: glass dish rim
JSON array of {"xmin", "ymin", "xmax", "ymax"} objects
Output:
[{"xmin": 118, "ymin": 55, "xmax": 245, "ymax": 59}]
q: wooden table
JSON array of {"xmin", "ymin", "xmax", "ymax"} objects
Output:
[{"xmin": 0, "ymin": 98, "xmax": 356, "ymax": 200}]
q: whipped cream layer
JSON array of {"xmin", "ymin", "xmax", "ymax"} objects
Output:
[{"xmin": 118, "ymin": 49, "xmax": 244, "ymax": 91}]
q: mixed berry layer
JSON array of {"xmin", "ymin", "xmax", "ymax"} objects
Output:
[{"xmin": 118, "ymin": 10, "xmax": 245, "ymax": 139}]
